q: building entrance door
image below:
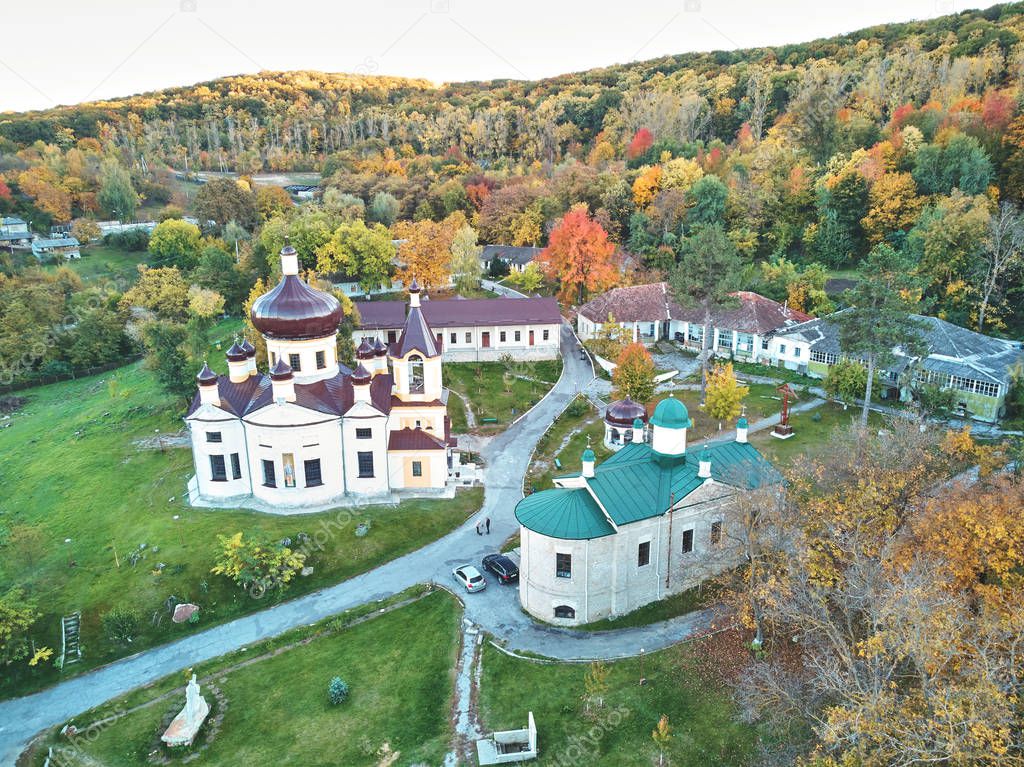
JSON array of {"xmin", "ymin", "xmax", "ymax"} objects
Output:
[{"xmin": 482, "ymin": 332, "xmax": 490, "ymax": 348}]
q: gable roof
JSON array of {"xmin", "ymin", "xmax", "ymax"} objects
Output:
[
  {"xmin": 516, "ymin": 439, "xmax": 779, "ymax": 540},
  {"xmin": 387, "ymin": 427, "xmax": 448, "ymax": 451},
  {"xmin": 356, "ymin": 296, "xmax": 561, "ymax": 330},
  {"xmin": 578, "ymin": 282, "xmax": 675, "ymax": 324}
]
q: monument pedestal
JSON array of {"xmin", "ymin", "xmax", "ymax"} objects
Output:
[
  {"xmin": 771, "ymin": 424, "xmax": 795, "ymax": 440},
  {"xmin": 162, "ymin": 675, "xmax": 209, "ymax": 747}
]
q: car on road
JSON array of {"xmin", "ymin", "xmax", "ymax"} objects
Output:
[
  {"xmin": 452, "ymin": 564, "xmax": 487, "ymax": 592},
  {"xmin": 482, "ymin": 553, "xmax": 519, "ymax": 584}
]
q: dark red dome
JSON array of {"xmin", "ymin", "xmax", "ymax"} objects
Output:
[
  {"xmin": 605, "ymin": 397, "xmax": 647, "ymax": 427},
  {"xmin": 251, "ymin": 248, "xmax": 344, "ymax": 340}
]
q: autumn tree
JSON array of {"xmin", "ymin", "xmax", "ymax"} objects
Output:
[
  {"xmin": 449, "ymin": 223, "xmax": 483, "ymax": 293},
  {"xmin": 822, "ymin": 358, "xmax": 867, "ymax": 407},
  {"xmin": 861, "ymin": 171, "xmax": 922, "ymax": 243},
  {"xmin": 120, "ymin": 265, "xmax": 190, "ymax": 321},
  {"xmin": 194, "ymin": 178, "xmax": 259, "ymax": 231},
  {"xmin": 538, "ymin": 205, "xmax": 618, "ymax": 304},
  {"xmin": 147, "ymin": 219, "xmax": 203, "ymax": 270},
  {"xmin": 392, "ymin": 217, "xmax": 459, "ymax": 289},
  {"xmin": 976, "ymin": 201, "xmax": 1024, "ymax": 332},
  {"xmin": 211, "ymin": 532, "xmax": 306, "ymax": 594},
  {"xmin": 506, "ymin": 262, "xmax": 544, "ymax": 294},
  {"xmin": 626, "ymin": 127, "xmax": 654, "ymax": 161},
  {"xmin": 316, "ymin": 220, "xmax": 395, "ymax": 293},
  {"xmin": 255, "ymin": 185, "xmax": 293, "ymax": 221},
  {"xmin": 0, "ymin": 587, "xmax": 39, "ymax": 664},
  {"xmin": 612, "ymin": 342, "xmax": 656, "ymax": 404},
  {"xmin": 704, "ymin": 362, "xmax": 749, "ymax": 428},
  {"xmin": 632, "ymin": 165, "xmax": 662, "ymax": 208},
  {"xmin": 97, "ymin": 158, "xmax": 138, "ymax": 220},
  {"xmin": 837, "ymin": 244, "xmax": 927, "ymax": 425}
]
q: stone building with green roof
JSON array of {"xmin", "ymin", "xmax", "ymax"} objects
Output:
[{"xmin": 515, "ymin": 396, "xmax": 779, "ymax": 626}]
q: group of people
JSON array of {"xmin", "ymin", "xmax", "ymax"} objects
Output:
[{"xmin": 475, "ymin": 517, "xmax": 491, "ymax": 535}]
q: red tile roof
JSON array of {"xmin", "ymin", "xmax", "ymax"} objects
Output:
[
  {"xmin": 387, "ymin": 427, "xmax": 448, "ymax": 451},
  {"xmin": 578, "ymin": 283, "xmax": 674, "ymax": 324},
  {"xmin": 356, "ymin": 296, "xmax": 561, "ymax": 330}
]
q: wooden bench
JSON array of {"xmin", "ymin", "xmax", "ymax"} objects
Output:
[{"xmin": 481, "ymin": 417, "xmax": 498, "ymax": 424}]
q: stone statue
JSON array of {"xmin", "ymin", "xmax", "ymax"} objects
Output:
[{"xmin": 161, "ymin": 673, "xmax": 210, "ymax": 747}]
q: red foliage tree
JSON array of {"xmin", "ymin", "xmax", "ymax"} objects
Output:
[
  {"xmin": 889, "ymin": 102, "xmax": 915, "ymax": 131},
  {"xmin": 982, "ymin": 89, "xmax": 1015, "ymax": 134},
  {"xmin": 626, "ymin": 128, "xmax": 654, "ymax": 160},
  {"xmin": 0, "ymin": 177, "xmax": 11, "ymax": 202},
  {"xmin": 539, "ymin": 205, "xmax": 619, "ymax": 304}
]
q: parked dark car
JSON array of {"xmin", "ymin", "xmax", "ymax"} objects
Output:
[{"xmin": 482, "ymin": 553, "xmax": 520, "ymax": 584}]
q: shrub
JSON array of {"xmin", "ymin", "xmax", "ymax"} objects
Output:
[
  {"xmin": 328, "ymin": 676, "xmax": 349, "ymax": 705},
  {"xmin": 102, "ymin": 606, "xmax": 141, "ymax": 645},
  {"xmin": 566, "ymin": 396, "xmax": 588, "ymax": 418}
]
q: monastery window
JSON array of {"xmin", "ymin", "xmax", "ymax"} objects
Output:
[
  {"xmin": 637, "ymin": 541, "xmax": 651, "ymax": 567},
  {"xmin": 762, "ymin": 338, "xmax": 770, "ymax": 350},
  {"xmin": 409, "ymin": 355, "xmax": 424, "ymax": 392},
  {"xmin": 315, "ymin": 350, "xmax": 326, "ymax": 370},
  {"xmin": 976, "ymin": 380, "xmax": 1000, "ymax": 398},
  {"xmin": 450, "ymin": 332, "xmax": 457, "ymax": 344},
  {"xmin": 543, "ymin": 329, "xmax": 550, "ymax": 341},
  {"xmin": 779, "ymin": 344, "xmax": 787, "ymax": 355},
  {"xmin": 681, "ymin": 529, "xmax": 694, "ymax": 554},
  {"xmin": 206, "ymin": 431, "xmax": 222, "ymax": 443},
  {"xmin": 794, "ymin": 347, "xmax": 802, "ymax": 358},
  {"xmin": 514, "ymin": 330, "xmax": 521, "ymax": 342},
  {"xmin": 304, "ymin": 458, "xmax": 323, "ymax": 487},
  {"xmin": 717, "ymin": 331, "xmax": 733, "ymax": 350},
  {"xmin": 736, "ymin": 333, "xmax": 753, "ymax": 352},
  {"xmin": 270, "ymin": 351, "xmax": 277, "ymax": 365},
  {"xmin": 688, "ymin": 325, "xmax": 703, "ymax": 344},
  {"xmin": 230, "ymin": 453, "xmax": 242, "ymax": 480},
  {"xmin": 209, "ymin": 454, "xmax": 227, "ymax": 482},
  {"xmin": 555, "ymin": 552, "xmax": 572, "ymax": 579},
  {"xmin": 357, "ymin": 451, "xmax": 375, "ymax": 478},
  {"xmin": 412, "ymin": 461, "xmax": 423, "ymax": 477},
  {"xmin": 554, "ymin": 605, "xmax": 575, "ymax": 619},
  {"xmin": 387, "ymin": 330, "xmax": 397, "ymax": 344},
  {"xmin": 289, "ymin": 353, "xmax": 301, "ymax": 372},
  {"xmin": 356, "ymin": 428, "xmax": 372, "ymax": 439},
  {"xmin": 810, "ymin": 350, "xmax": 838, "ymax": 365},
  {"xmin": 500, "ymin": 331, "xmax": 507, "ymax": 343},
  {"xmin": 710, "ymin": 521, "xmax": 723, "ymax": 545},
  {"xmin": 465, "ymin": 332, "xmax": 472, "ymax": 343},
  {"xmin": 262, "ymin": 459, "xmax": 276, "ymax": 488}
]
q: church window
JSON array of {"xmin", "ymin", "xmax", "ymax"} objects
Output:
[
  {"xmin": 209, "ymin": 454, "xmax": 227, "ymax": 482},
  {"xmin": 289, "ymin": 353, "xmax": 301, "ymax": 372},
  {"xmin": 262, "ymin": 459, "xmax": 276, "ymax": 487},
  {"xmin": 316, "ymin": 350, "xmax": 326, "ymax": 369},
  {"xmin": 514, "ymin": 330, "xmax": 521, "ymax": 342},
  {"xmin": 710, "ymin": 521, "xmax": 723, "ymax": 545},
  {"xmin": 412, "ymin": 461, "xmax": 423, "ymax": 477},
  {"xmin": 230, "ymin": 453, "xmax": 241, "ymax": 480},
  {"xmin": 206, "ymin": 431, "xmax": 222, "ymax": 443},
  {"xmin": 304, "ymin": 458, "xmax": 323, "ymax": 487},
  {"xmin": 500, "ymin": 331, "xmax": 507, "ymax": 342},
  {"xmin": 681, "ymin": 528, "xmax": 694, "ymax": 554},
  {"xmin": 638, "ymin": 541, "xmax": 651, "ymax": 567},
  {"xmin": 554, "ymin": 605, "xmax": 575, "ymax": 619},
  {"xmin": 387, "ymin": 330, "xmax": 397, "ymax": 344},
  {"xmin": 356, "ymin": 428, "xmax": 372, "ymax": 439},
  {"xmin": 543, "ymin": 329, "xmax": 550, "ymax": 341},
  {"xmin": 556, "ymin": 552, "xmax": 572, "ymax": 578},
  {"xmin": 409, "ymin": 355, "xmax": 424, "ymax": 392},
  {"xmin": 357, "ymin": 451, "xmax": 375, "ymax": 478}
]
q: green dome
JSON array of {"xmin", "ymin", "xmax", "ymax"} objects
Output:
[
  {"xmin": 737, "ymin": 416, "xmax": 748, "ymax": 429},
  {"xmin": 650, "ymin": 396, "xmax": 691, "ymax": 429},
  {"xmin": 699, "ymin": 445, "xmax": 711, "ymax": 461},
  {"xmin": 582, "ymin": 448, "xmax": 596, "ymax": 463},
  {"xmin": 632, "ymin": 417, "xmax": 644, "ymax": 429}
]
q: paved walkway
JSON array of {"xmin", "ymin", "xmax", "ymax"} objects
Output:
[{"xmin": 0, "ymin": 323, "xmax": 714, "ymax": 765}]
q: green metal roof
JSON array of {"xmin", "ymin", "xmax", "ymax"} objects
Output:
[
  {"xmin": 515, "ymin": 487, "xmax": 616, "ymax": 540},
  {"xmin": 650, "ymin": 396, "xmax": 692, "ymax": 429}
]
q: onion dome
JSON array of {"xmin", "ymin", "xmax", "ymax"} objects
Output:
[
  {"xmin": 582, "ymin": 448, "xmax": 596, "ymax": 463},
  {"xmin": 350, "ymin": 362, "xmax": 372, "ymax": 386},
  {"xmin": 251, "ymin": 243, "xmax": 344, "ymax": 340},
  {"xmin": 240, "ymin": 338, "xmax": 256, "ymax": 358},
  {"xmin": 651, "ymin": 396, "xmax": 692, "ymax": 429},
  {"xmin": 269, "ymin": 358, "xmax": 294, "ymax": 381},
  {"xmin": 372, "ymin": 338, "xmax": 388, "ymax": 357},
  {"xmin": 196, "ymin": 362, "xmax": 218, "ymax": 386},
  {"xmin": 408, "ymin": 278, "xmax": 421, "ymax": 294},
  {"xmin": 699, "ymin": 445, "xmax": 711, "ymax": 462},
  {"xmin": 605, "ymin": 397, "xmax": 647, "ymax": 427},
  {"xmin": 356, "ymin": 338, "xmax": 375, "ymax": 360},
  {"xmin": 226, "ymin": 341, "xmax": 247, "ymax": 362},
  {"xmin": 736, "ymin": 416, "xmax": 748, "ymax": 429},
  {"xmin": 633, "ymin": 417, "xmax": 644, "ymax": 430}
]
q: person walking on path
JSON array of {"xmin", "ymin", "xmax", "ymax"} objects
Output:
[
  {"xmin": 476, "ymin": 522, "xmax": 482, "ymax": 535},
  {"xmin": 485, "ymin": 517, "xmax": 491, "ymax": 534}
]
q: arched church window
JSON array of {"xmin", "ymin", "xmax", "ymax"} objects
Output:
[
  {"xmin": 409, "ymin": 355, "xmax": 424, "ymax": 392},
  {"xmin": 554, "ymin": 605, "xmax": 576, "ymax": 619}
]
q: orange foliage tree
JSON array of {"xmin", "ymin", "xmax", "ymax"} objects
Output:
[
  {"xmin": 538, "ymin": 205, "xmax": 618, "ymax": 304},
  {"xmin": 392, "ymin": 216, "xmax": 459, "ymax": 290}
]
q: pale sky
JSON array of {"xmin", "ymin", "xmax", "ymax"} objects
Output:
[{"xmin": 0, "ymin": 0, "xmax": 999, "ymax": 114}]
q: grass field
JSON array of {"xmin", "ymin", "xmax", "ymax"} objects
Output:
[
  {"xmin": 525, "ymin": 397, "xmax": 612, "ymax": 492},
  {"xmin": 445, "ymin": 359, "xmax": 562, "ymax": 431},
  {"xmin": 29, "ymin": 591, "xmax": 461, "ymax": 767},
  {"xmin": 749, "ymin": 401, "xmax": 885, "ymax": 467},
  {"xmin": 0, "ymin": 362, "xmax": 481, "ymax": 700},
  {"xmin": 480, "ymin": 641, "xmax": 757, "ymax": 766},
  {"xmin": 49, "ymin": 244, "xmax": 149, "ymax": 285}
]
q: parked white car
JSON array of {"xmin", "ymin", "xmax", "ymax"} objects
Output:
[{"xmin": 452, "ymin": 564, "xmax": 487, "ymax": 593}]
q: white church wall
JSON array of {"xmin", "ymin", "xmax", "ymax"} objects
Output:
[
  {"xmin": 265, "ymin": 334, "xmax": 338, "ymax": 382},
  {"xmin": 187, "ymin": 412, "xmax": 250, "ymax": 500},
  {"xmin": 245, "ymin": 414, "xmax": 345, "ymax": 507}
]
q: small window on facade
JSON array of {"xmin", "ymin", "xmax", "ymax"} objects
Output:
[
  {"xmin": 262, "ymin": 459, "xmax": 276, "ymax": 487},
  {"xmin": 450, "ymin": 332, "xmax": 457, "ymax": 344},
  {"xmin": 556, "ymin": 552, "xmax": 572, "ymax": 578},
  {"xmin": 270, "ymin": 351, "xmax": 277, "ymax": 365},
  {"xmin": 387, "ymin": 330, "xmax": 397, "ymax": 344},
  {"xmin": 209, "ymin": 454, "xmax": 227, "ymax": 481},
  {"xmin": 230, "ymin": 452, "xmax": 242, "ymax": 480},
  {"xmin": 779, "ymin": 344, "xmax": 787, "ymax": 355},
  {"xmin": 500, "ymin": 331, "xmax": 507, "ymax": 342},
  {"xmin": 554, "ymin": 605, "xmax": 576, "ymax": 619},
  {"xmin": 762, "ymin": 338, "xmax": 770, "ymax": 350},
  {"xmin": 638, "ymin": 541, "xmax": 651, "ymax": 567},
  {"xmin": 315, "ymin": 350, "xmax": 326, "ymax": 369},
  {"xmin": 681, "ymin": 528, "xmax": 694, "ymax": 554},
  {"xmin": 357, "ymin": 451, "xmax": 374, "ymax": 478},
  {"xmin": 514, "ymin": 330, "xmax": 521, "ymax": 342},
  {"xmin": 711, "ymin": 521, "xmax": 723, "ymax": 545},
  {"xmin": 304, "ymin": 458, "xmax": 323, "ymax": 487},
  {"xmin": 543, "ymin": 329, "xmax": 550, "ymax": 341},
  {"xmin": 412, "ymin": 460, "xmax": 423, "ymax": 477},
  {"xmin": 356, "ymin": 428, "xmax": 372, "ymax": 439},
  {"xmin": 794, "ymin": 347, "xmax": 802, "ymax": 358},
  {"xmin": 206, "ymin": 431, "xmax": 222, "ymax": 443},
  {"xmin": 289, "ymin": 353, "xmax": 301, "ymax": 372},
  {"xmin": 465, "ymin": 332, "xmax": 472, "ymax": 343}
]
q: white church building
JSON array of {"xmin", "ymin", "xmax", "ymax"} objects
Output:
[
  {"xmin": 515, "ymin": 397, "xmax": 778, "ymax": 626},
  {"xmin": 185, "ymin": 242, "xmax": 457, "ymax": 511}
]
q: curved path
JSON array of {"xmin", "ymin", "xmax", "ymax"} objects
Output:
[{"xmin": 0, "ymin": 323, "xmax": 710, "ymax": 765}]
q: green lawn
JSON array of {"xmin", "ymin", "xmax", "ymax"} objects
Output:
[
  {"xmin": 749, "ymin": 401, "xmax": 885, "ymax": 467},
  {"xmin": 445, "ymin": 359, "xmax": 563, "ymax": 432},
  {"xmin": 29, "ymin": 591, "xmax": 461, "ymax": 767},
  {"xmin": 480, "ymin": 641, "xmax": 757, "ymax": 766},
  {"xmin": 0, "ymin": 363, "xmax": 481, "ymax": 700},
  {"xmin": 525, "ymin": 397, "xmax": 612, "ymax": 492},
  {"xmin": 50, "ymin": 243, "xmax": 149, "ymax": 284}
]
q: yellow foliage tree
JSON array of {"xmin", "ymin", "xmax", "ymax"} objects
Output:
[
  {"xmin": 632, "ymin": 165, "xmax": 662, "ymax": 208},
  {"xmin": 704, "ymin": 362, "xmax": 749, "ymax": 427},
  {"xmin": 392, "ymin": 218, "xmax": 459, "ymax": 289},
  {"xmin": 661, "ymin": 157, "xmax": 704, "ymax": 192},
  {"xmin": 211, "ymin": 532, "xmax": 306, "ymax": 594},
  {"xmin": 861, "ymin": 172, "xmax": 923, "ymax": 243}
]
